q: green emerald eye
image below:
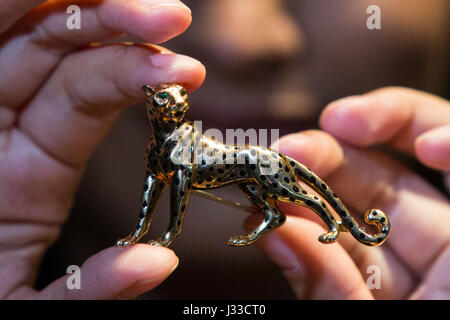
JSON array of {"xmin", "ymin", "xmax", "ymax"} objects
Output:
[
  {"xmin": 180, "ymin": 89, "xmax": 188, "ymax": 96},
  {"xmin": 157, "ymin": 92, "xmax": 168, "ymax": 99}
]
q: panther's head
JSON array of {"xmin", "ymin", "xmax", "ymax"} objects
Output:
[{"xmin": 142, "ymin": 84, "xmax": 189, "ymax": 123}]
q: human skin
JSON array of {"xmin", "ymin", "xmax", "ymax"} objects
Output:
[
  {"xmin": 249, "ymin": 87, "xmax": 450, "ymax": 299},
  {"xmin": 1, "ymin": 1, "xmax": 448, "ymax": 300},
  {"xmin": 0, "ymin": 0, "xmax": 205, "ymax": 299}
]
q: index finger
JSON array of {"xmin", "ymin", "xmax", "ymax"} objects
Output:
[{"xmin": 319, "ymin": 87, "xmax": 450, "ymax": 170}]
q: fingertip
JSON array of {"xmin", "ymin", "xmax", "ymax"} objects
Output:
[
  {"xmin": 40, "ymin": 244, "xmax": 179, "ymax": 299},
  {"xmin": 271, "ymin": 130, "xmax": 343, "ymax": 177},
  {"xmin": 320, "ymin": 96, "xmax": 376, "ymax": 146},
  {"xmin": 112, "ymin": 244, "xmax": 180, "ymax": 299},
  {"xmin": 178, "ymin": 57, "xmax": 206, "ymax": 92},
  {"xmin": 147, "ymin": 53, "xmax": 206, "ymax": 92},
  {"xmin": 96, "ymin": 244, "xmax": 179, "ymax": 299},
  {"xmin": 111, "ymin": 244, "xmax": 179, "ymax": 280},
  {"xmin": 147, "ymin": 6, "xmax": 192, "ymax": 44},
  {"xmin": 415, "ymin": 125, "xmax": 450, "ymax": 170},
  {"xmin": 320, "ymin": 91, "xmax": 411, "ymax": 147},
  {"xmin": 104, "ymin": 2, "xmax": 193, "ymax": 44}
]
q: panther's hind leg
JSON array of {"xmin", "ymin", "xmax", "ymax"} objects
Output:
[
  {"xmin": 228, "ymin": 183, "xmax": 286, "ymax": 247},
  {"xmin": 278, "ymin": 187, "xmax": 340, "ymax": 244}
]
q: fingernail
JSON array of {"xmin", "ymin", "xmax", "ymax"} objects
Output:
[
  {"xmin": 326, "ymin": 95, "xmax": 365, "ymax": 110},
  {"xmin": 417, "ymin": 125, "xmax": 450, "ymax": 144},
  {"xmin": 270, "ymin": 132, "xmax": 309, "ymax": 159},
  {"xmin": 416, "ymin": 125, "xmax": 450, "ymax": 170},
  {"xmin": 139, "ymin": 0, "xmax": 191, "ymax": 14},
  {"xmin": 150, "ymin": 53, "xmax": 200, "ymax": 69},
  {"xmin": 320, "ymin": 95, "xmax": 374, "ymax": 143}
]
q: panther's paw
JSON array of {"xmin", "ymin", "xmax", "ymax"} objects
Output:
[
  {"xmin": 318, "ymin": 230, "xmax": 339, "ymax": 244},
  {"xmin": 228, "ymin": 235, "xmax": 253, "ymax": 247},
  {"xmin": 116, "ymin": 235, "xmax": 136, "ymax": 247},
  {"xmin": 148, "ymin": 240, "xmax": 164, "ymax": 246}
]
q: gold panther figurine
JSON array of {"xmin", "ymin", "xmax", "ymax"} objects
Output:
[{"xmin": 116, "ymin": 84, "xmax": 390, "ymax": 248}]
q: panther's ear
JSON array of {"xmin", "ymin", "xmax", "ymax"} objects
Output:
[{"xmin": 142, "ymin": 85, "xmax": 155, "ymax": 96}]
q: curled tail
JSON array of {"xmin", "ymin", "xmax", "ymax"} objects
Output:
[{"xmin": 289, "ymin": 157, "xmax": 390, "ymax": 246}]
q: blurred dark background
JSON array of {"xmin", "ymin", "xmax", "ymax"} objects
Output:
[{"xmin": 36, "ymin": 0, "xmax": 448, "ymax": 299}]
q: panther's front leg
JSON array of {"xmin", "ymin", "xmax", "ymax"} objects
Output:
[
  {"xmin": 116, "ymin": 173, "xmax": 166, "ymax": 246},
  {"xmin": 148, "ymin": 168, "xmax": 192, "ymax": 247}
]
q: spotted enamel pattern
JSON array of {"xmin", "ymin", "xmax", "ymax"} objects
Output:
[{"xmin": 116, "ymin": 84, "xmax": 391, "ymax": 248}]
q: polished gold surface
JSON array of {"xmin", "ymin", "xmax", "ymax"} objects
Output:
[{"xmin": 116, "ymin": 84, "xmax": 390, "ymax": 248}]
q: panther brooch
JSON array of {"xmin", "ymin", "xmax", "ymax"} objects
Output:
[{"xmin": 116, "ymin": 84, "xmax": 390, "ymax": 248}]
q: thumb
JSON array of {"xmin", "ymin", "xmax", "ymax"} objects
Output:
[
  {"xmin": 38, "ymin": 244, "xmax": 178, "ymax": 299},
  {"xmin": 247, "ymin": 216, "xmax": 373, "ymax": 300}
]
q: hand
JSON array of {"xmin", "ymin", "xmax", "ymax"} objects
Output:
[
  {"xmin": 253, "ymin": 87, "xmax": 450, "ymax": 299},
  {"xmin": 0, "ymin": 0, "xmax": 205, "ymax": 299}
]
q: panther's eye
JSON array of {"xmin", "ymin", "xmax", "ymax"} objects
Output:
[
  {"xmin": 157, "ymin": 92, "xmax": 169, "ymax": 99},
  {"xmin": 153, "ymin": 92, "xmax": 169, "ymax": 106},
  {"xmin": 180, "ymin": 89, "xmax": 188, "ymax": 97}
]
